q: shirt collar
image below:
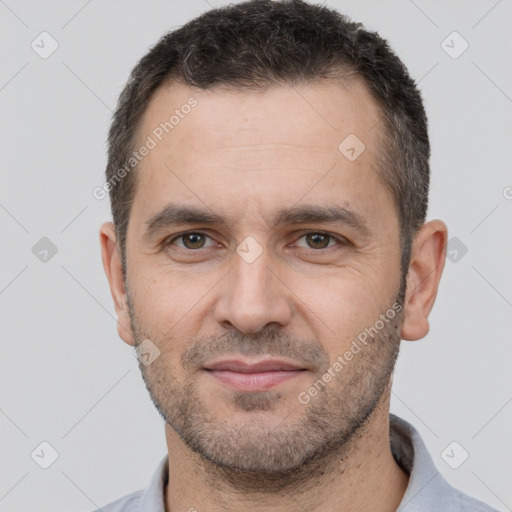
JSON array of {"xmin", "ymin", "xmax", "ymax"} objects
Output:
[
  {"xmin": 137, "ymin": 415, "xmax": 473, "ymax": 511},
  {"xmin": 138, "ymin": 453, "xmax": 168, "ymax": 511}
]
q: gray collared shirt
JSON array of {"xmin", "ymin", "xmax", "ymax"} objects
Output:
[{"xmin": 92, "ymin": 415, "xmax": 498, "ymax": 511}]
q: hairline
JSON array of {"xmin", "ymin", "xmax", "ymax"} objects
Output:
[{"xmin": 118, "ymin": 73, "xmax": 412, "ymax": 276}]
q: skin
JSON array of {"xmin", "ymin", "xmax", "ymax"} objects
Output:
[{"xmin": 100, "ymin": 78, "xmax": 447, "ymax": 512}]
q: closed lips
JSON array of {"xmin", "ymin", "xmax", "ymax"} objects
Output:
[{"xmin": 204, "ymin": 360, "xmax": 305, "ymax": 372}]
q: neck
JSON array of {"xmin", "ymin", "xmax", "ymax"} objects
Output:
[{"xmin": 163, "ymin": 392, "xmax": 409, "ymax": 512}]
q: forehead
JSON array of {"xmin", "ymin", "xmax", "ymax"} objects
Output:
[
  {"xmin": 130, "ymin": 78, "xmax": 391, "ymax": 234},
  {"xmin": 139, "ymin": 77, "xmax": 382, "ymax": 155}
]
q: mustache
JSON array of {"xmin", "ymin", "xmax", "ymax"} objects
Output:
[{"xmin": 181, "ymin": 329, "xmax": 330, "ymax": 373}]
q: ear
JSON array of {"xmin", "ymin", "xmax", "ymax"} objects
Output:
[
  {"xmin": 99, "ymin": 222, "xmax": 135, "ymax": 346},
  {"xmin": 401, "ymin": 219, "xmax": 448, "ymax": 341}
]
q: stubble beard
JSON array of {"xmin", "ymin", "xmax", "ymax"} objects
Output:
[{"xmin": 127, "ymin": 289, "xmax": 404, "ymax": 492}]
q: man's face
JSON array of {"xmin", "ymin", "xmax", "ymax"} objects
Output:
[{"xmin": 122, "ymin": 79, "xmax": 404, "ymax": 476}]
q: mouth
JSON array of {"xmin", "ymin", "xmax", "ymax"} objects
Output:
[{"xmin": 204, "ymin": 358, "xmax": 308, "ymax": 391}]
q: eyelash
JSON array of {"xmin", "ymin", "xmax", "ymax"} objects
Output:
[{"xmin": 163, "ymin": 231, "xmax": 349, "ymax": 251}]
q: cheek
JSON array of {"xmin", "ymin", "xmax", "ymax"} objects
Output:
[
  {"xmin": 128, "ymin": 267, "xmax": 215, "ymax": 343},
  {"xmin": 127, "ymin": 270, "xmax": 175, "ymax": 334},
  {"xmin": 131, "ymin": 261, "xmax": 183, "ymax": 307},
  {"xmin": 298, "ymin": 269, "xmax": 398, "ymax": 355},
  {"xmin": 129, "ymin": 278, "xmax": 191, "ymax": 374}
]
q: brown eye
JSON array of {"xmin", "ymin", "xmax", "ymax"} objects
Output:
[
  {"xmin": 165, "ymin": 232, "xmax": 212, "ymax": 250},
  {"xmin": 304, "ymin": 233, "xmax": 333, "ymax": 249},
  {"xmin": 180, "ymin": 233, "xmax": 207, "ymax": 249}
]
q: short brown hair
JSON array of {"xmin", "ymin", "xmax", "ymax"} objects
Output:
[{"xmin": 106, "ymin": 0, "xmax": 430, "ymax": 279}]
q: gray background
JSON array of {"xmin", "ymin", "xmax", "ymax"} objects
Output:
[{"xmin": 1, "ymin": 0, "xmax": 511, "ymax": 510}]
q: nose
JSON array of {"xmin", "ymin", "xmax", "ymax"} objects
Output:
[{"xmin": 214, "ymin": 247, "xmax": 292, "ymax": 334}]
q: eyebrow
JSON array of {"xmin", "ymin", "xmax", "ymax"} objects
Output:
[{"xmin": 143, "ymin": 202, "xmax": 370, "ymax": 239}]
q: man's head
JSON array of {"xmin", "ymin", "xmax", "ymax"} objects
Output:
[
  {"xmin": 106, "ymin": 0, "xmax": 430, "ymax": 279},
  {"xmin": 100, "ymin": 0, "xmax": 446, "ymax": 488}
]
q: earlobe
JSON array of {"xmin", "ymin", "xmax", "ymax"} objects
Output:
[
  {"xmin": 99, "ymin": 222, "xmax": 135, "ymax": 346},
  {"xmin": 400, "ymin": 220, "xmax": 448, "ymax": 342}
]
